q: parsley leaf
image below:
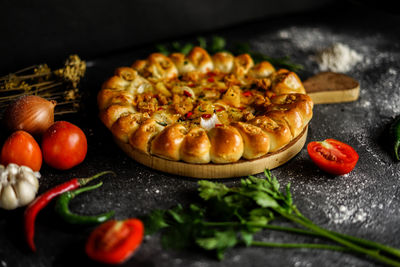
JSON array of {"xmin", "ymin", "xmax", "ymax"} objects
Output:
[{"xmin": 143, "ymin": 170, "xmax": 400, "ymax": 266}]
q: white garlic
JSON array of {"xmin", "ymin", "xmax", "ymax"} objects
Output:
[
  {"xmin": 0, "ymin": 163, "xmax": 40, "ymax": 210},
  {"xmin": 200, "ymin": 113, "xmax": 221, "ymax": 131}
]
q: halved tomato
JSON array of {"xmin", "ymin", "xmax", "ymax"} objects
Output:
[
  {"xmin": 85, "ymin": 219, "xmax": 144, "ymax": 264},
  {"xmin": 307, "ymin": 139, "xmax": 359, "ymax": 175}
]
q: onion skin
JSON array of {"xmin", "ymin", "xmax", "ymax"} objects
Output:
[{"xmin": 3, "ymin": 95, "xmax": 56, "ymax": 136}]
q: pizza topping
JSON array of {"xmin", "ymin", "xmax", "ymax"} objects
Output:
[
  {"xmin": 200, "ymin": 113, "xmax": 221, "ymax": 131},
  {"xmin": 183, "ymin": 90, "xmax": 193, "ymax": 97}
]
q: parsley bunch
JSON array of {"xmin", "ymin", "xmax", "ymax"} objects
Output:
[{"xmin": 144, "ymin": 170, "xmax": 400, "ymax": 266}]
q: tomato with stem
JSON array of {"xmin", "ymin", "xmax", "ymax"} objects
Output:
[
  {"xmin": 85, "ymin": 219, "xmax": 144, "ymax": 264},
  {"xmin": 307, "ymin": 139, "xmax": 359, "ymax": 175},
  {"xmin": 0, "ymin": 130, "xmax": 42, "ymax": 171}
]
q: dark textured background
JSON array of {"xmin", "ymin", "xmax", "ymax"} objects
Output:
[{"xmin": 1, "ymin": 1, "xmax": 400, "ymax": 266}]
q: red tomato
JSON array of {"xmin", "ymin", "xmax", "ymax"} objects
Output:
[
  {"xmin": 0, "ymin": 131, "xmax": 42, "ymax": 171},
  {"xmin": 85, "ymin": 219, "xmax": 144, "ymax": 264},
  {"xmin": 41, "ymin": 121, "xmax": 87, "ymax": 170},
  {"xmin": 307, "ymin": 139, "xmax": 359, "ymax": 175}
]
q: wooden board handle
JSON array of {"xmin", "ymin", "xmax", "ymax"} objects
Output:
[{"xmin": 303, "ymin": 72, "xmax": 360, "ymax": 104}]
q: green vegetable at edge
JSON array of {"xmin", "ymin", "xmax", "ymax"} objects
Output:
[
  {"xmin": 55, "ymin": 181, "xmax": 115, "ymax": 225},
  {"xmin": 391, "ymin": 115, "xmax": 400, "ymax": 161},
  {"xmin": 143, "ymin": 170, "xmax": 400, "ymax": 266}
]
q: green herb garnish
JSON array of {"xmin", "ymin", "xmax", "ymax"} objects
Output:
[
  {"xmin": 156, "ymin": 121, "xmax": 168, "ymax": 126},
  {"xmin": 144, "ymin": 170, "xmax": 400, "ymax": 266}
]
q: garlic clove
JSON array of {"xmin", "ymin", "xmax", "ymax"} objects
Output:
[
  {"xmin": 0, "ymin": 184, "xmax": 18, "ymax": 210},
  {"xmin": 19, "ymin": 171, "xmax": 39, "ymax": 190},
  {"xmin": 14, "ymin": 181, "xmax": 37, "ymax": 206}
]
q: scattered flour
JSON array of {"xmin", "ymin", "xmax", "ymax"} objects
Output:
[
  {"xmin": 315, "ymin": 43, "xmax": 363, "ymax": 72},
  {"xmin": 328, "ymin": 205, "xmax": 367, "ymax": 224}
]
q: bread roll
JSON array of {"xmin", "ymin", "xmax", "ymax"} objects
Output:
[
  {"xmin": 248, "ymin": 116, "xmax": 292, "ymax": 152},
  {"xmin": 180, "ymin": 127, "xmax": 211, "ymax": 163},
  {"xmin": 212, "ymin": 52, "xmax": 234, "ymax": 73},
  {"xmin": 208, "ymin": 125, "xmax": 244, "ymax": 163},
  {"xmin": 129, "ymin": 119, "xmax": 165, "ymax": 154},
  {"xmin": 231, "ymin": 122, "xmax": 270, "ymax": 159},
  {"xmin": 151, "ymin": 123, "xmax": 187, "ymax": 161},
  {"xmin": 100, "ymin": 104, "xmax": 135, "ymax": 129}
]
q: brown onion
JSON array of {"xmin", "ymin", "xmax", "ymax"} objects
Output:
[{"xmin": 3, "ymin": 95, "xmax": 56, "ymax": 136}]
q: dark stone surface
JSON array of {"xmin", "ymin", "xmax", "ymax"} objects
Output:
[{"xmin": 1, "ymin": 2, "xmax": 400, "ymax": 267}]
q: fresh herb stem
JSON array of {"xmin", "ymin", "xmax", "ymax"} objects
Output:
[
  {"xmin": 251, "ymin": 241, "xmax": 350, "ymax": 252},
  {"xmin": 276, "ymin": 209, "xmax": 400, "ymax": 267},
  {"xmin": 144, "ymin": 170, "xmax": 400, "ymax": 266}
]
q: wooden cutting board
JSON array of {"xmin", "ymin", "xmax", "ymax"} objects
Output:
[
  {"xmin": 117, "ymin": 72, "xmax": 359, "ymax": 178},
  {"xmin": 303, "ymin": 72, "xmax": 360, "ymax": 104}
]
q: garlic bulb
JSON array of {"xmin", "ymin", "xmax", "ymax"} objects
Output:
[
  {"xmin": 0, "ymin": 163, "xmax": 40, "ymax": 210},
  {"xmin": 200, "ymin": 113, "xmax": 221, "ymax": 131}
]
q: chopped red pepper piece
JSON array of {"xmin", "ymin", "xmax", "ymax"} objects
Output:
[
  {"xmin": 215, "ymin": 108, "xmax": 224, "ymax": 112},
  {"xmin": 242, "ymin": 91, "xmax": 253, "ymax": 97},
  {"xmin": 183, "ymin": 90, "xmax": 192, "ymax": 97},
  {"xmin": 85, "ymin": 219, "xmax": 144, "ymax": 264},
  {"xmin": 157, "ymin": 107, "xmax": 164, "ymax": 111},
  {"xmin": 215, "ymin": 124, "xmax": 223, "ymax": 127},
  {"xmin": 186, "ymin": 111, "xmax": 193, "ymax": 118},
  {"xmin": 207, "ymin": 77, "xmax": 215, "ymax": 83},
  {"xmin": 202, "ymin": 114, "xmax": 212, "ymax": 119},
  {"xmin": 188, "ymin": 83, "xmax": 195, "ymax": 87},
  {"xmin": 207, "ymin": 71, "xmax": 217, "ymax": 77}
]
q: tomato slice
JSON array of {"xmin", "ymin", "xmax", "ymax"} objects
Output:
[
  {"xmin": 307, "ymin": 139, "xmax": 359, "ymax": 175},
  {"xmin": 85, "ymin": 219, "xmax": 144, "ymax": 264}
]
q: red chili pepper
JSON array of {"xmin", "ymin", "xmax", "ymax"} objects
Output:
[
  {"xmin": 186, "ymin": 111, "xmax": 193, "ymax": 118},
  {"xmin": 215, "ymin": 124, "xmax": 223, "ymax": 127},
  {"xmin": 207, "ymin": 77, "xmax": 215, "ymax": 83},
  {"xmin": 242, "ymin": 91, "xmax": 253, "ymax": 97},
  {"xmin": 24, "ymin": 171, "xmax": 115, "ymax": 252},
  {"xmin": 207, "ymin": 71, "xmax": 217, "ymax": 77},
  {"xmin": 202, "ymin": 114, "xmax": 211, "ymax": 119},
  {"xmin": 215, "ymin": 108, "xmax": 224, "ymax": 112},
  {"xmin": 183, "ymin": 90, "xmax": 192, "ymax": 97}
]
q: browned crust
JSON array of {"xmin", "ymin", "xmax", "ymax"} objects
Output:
[
  {"xmin": 129, "ymin": 119, "xmax": 164, "ymax": 154},
  {"xmin": 180, "ymin": 127, "xmax": 211, "ymax": 163},
  {"xmin": 98, "ymin": 46, "xmax": 313, "ymax": 164},
  {"xmin": 212, "ymin": 52, "xmax": 234, "ymax": 73},
  {"xmin": 150, "ymin": 123, "xmax": 187, "ymax": 161},
  {"xmin": 208, "ymin": 126, "xmax": 244, "ymax": 163},
  {"xmin": 248, "ymin": 116, "xmax": 292, "ymax": 152},
  {"xmin": 271, "ymin": 69, "xmax": 306, "ymax": 95},
  {"xmin": 99, "ymin": 104, "xmax": 135, "ymax": 129},
  {"xmin": 231, "ymin": 122, "xmax": 270, "ymax": 159}
]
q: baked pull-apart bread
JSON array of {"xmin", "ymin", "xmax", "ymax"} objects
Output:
[{"xmin": 98, "ymin": 47, "xmax": 313, "ymax": 164}]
